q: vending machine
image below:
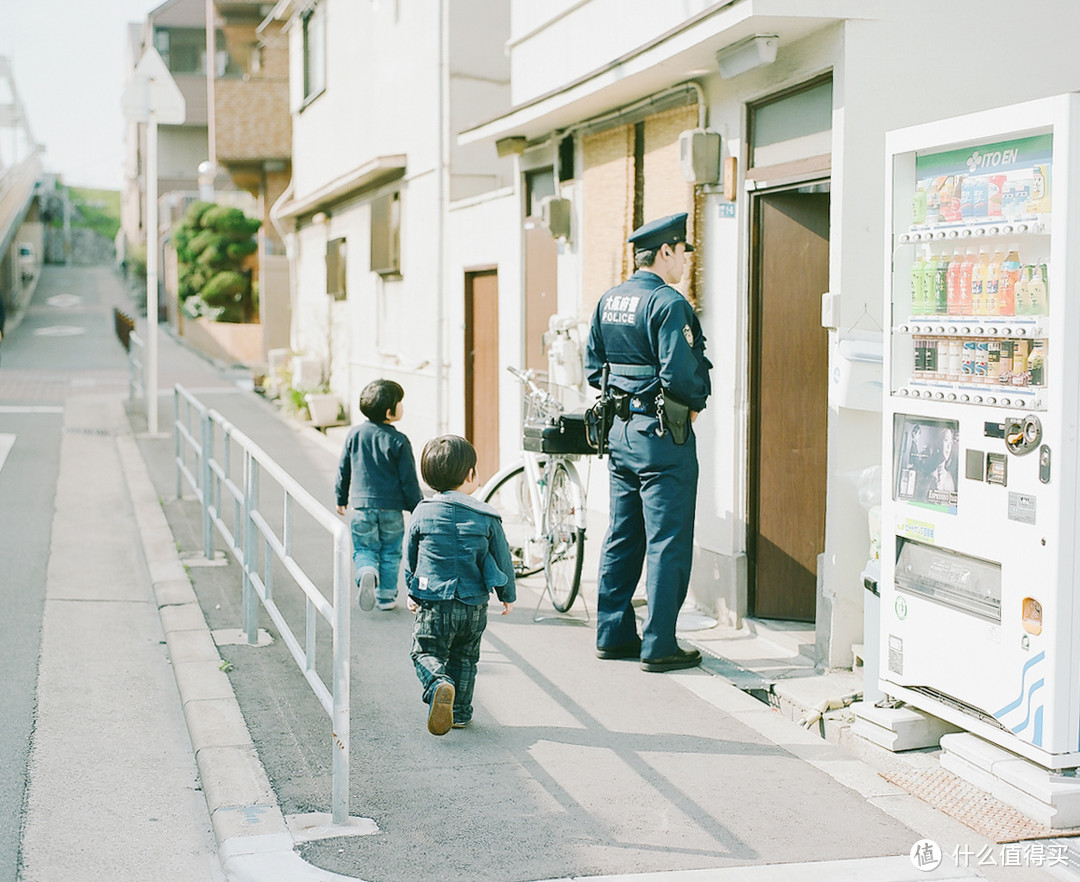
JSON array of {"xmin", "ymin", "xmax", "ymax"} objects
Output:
[{"xmin": 879, "ymin": 93, "xmax": 1080, "ymax": 769}]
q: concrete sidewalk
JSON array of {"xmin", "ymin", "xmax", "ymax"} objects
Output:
[{"xmin": 101, "ymin": 314, "xmax": 1063, "ymax": 880}]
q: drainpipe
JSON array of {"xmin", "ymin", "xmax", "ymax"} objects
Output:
[{"xmin": 435, "ymin": 0, "xmax": 449, "ymax": 434}]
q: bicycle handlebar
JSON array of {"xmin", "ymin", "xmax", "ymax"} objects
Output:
[{"xmin": 506, "ymin": 365, "xmax": 563, "ymax": 416}]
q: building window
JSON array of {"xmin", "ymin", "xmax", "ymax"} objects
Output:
[
  {"xmin": 302, "ymin": 2, "xmax": 326, "ymax": 104},
  {"xmin": 371, "ymin": 191, "xmax": 401, "ymax": 279},
  {"xmin": 153, "ymin": 27, "xmax": 238, "ymax": 76},
  {"xmin": 326, "ymin": 237, "xmax": 347, "ymax": 300},
  {"xmin": 748, "ymin": 75, "xmax": 833, "ymax": 178},
  {"xmin": 524, "ymin": 168, "xmax": 555, "ymax": 219}
]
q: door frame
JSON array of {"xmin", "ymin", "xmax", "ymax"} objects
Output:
[
  {"xmin": 464, "ymin": 266, "xmax": 500, "ymax": 481},
  {"xmin": 746, "ymin": 178, "xmax": 831, "ymax": 621}
]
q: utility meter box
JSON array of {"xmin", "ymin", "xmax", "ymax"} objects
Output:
[
  {"xmin": 679, "ymin": 129, "xmax": 721, "ymax": 184},
  {"xmin": 541, "ymin": 196, "xmax": 572, "ymax": 240}
]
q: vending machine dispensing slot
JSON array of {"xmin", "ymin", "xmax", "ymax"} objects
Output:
[{"xmin": 894, "ymin": 538, "xmax": 1002, "ymax": 623}]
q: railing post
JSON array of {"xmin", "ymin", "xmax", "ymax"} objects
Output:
[
  {"xmin": 242, "ymin": 449, "xmax": 259, "ymax": 644},
  {"xmin": 174, "ymin": 387, "xmax": 182, "ymax": 500},
  {"xmin": 331, "ymin": 524, "xmax": 351, "ymax": 825},
  {"xmin": 201, "ymin": 409, "xmax": 214, "ymax": 559}
]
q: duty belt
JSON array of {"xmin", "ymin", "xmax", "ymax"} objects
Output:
[{"xmin": 612, "ymin": 390, "xmax": 658, "ymax": 419}]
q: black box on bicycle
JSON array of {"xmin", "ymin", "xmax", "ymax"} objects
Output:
[{"xmin": 523, "ymin": 412, "xmax": 595, "ymax": 455}]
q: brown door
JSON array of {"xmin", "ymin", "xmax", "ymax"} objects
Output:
[
  {"xmin": 749, "ymin": 189, "xmax": 830, "ymax": 621},
  {"xmin": 465, "ymin": 269, "xmax": 500, "ymax": 483}
]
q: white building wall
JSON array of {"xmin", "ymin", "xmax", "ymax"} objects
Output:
[
  {"xmin": 507, "ymin": 0, "xmax": 719, "ymax": 105},
  {"xmin": 284, "ymin": 0, "xmax": 511, "ymax": 454}
]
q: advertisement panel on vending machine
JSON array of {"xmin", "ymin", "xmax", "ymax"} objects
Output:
[{"xmin": 879, "ymin": 93, "xmax": 1080, "ymax": 769}]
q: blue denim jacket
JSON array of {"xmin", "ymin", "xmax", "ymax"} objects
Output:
[
  {"xmin": 405, "ymin": 491, "xmax": 516, "ymax": 606},
  {"xmin": 335, "ymin": 421, "xmax": 422, "ymax": 512}
]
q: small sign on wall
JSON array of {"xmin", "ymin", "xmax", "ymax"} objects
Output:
[{"xmin": 717, "ymin": 202, "xmax": 736, "ymax": 219}]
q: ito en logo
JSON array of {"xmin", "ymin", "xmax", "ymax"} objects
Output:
[
  {"xmin": 910, "ymin": 839, "xmax": 942, "ymax": 871},
  {"xmin": 966, "ymin": 147, "xmax": 1020, "ymax": 173},
  {"xmin": 895, "ymin": 595, "xmax": 908, "ymax": 621}
]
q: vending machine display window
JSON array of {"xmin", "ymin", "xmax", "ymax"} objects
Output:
[{"xmin": 893, "ymin": 414, "xmax": 959, "ymax": 512}]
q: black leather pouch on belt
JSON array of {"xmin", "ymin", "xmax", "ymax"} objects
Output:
[{"xmin": 658, "ymin": 390, "xmax": 691, "ymax": 445}]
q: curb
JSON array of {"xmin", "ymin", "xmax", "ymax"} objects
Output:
[{"xmin": 115, "ymin": 431, "xmax": 362, "ymax": 882}]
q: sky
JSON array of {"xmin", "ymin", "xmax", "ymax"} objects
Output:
[{"xmin": 1, "ymin": 0, "xmax": 175, "ymax": 191}]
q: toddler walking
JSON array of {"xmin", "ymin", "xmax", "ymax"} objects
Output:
[
  {"xmin": 406, "ymin": 435, "xmax": 515, "ymax": 735},
  {"xmin": 335, "ymin": 379, "xmax": 422, "ymax": 611}
]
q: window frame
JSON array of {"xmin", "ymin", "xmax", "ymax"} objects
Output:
[{"xmin": 301, "ymin": 1, "xmax": 327, "ymax": 107}]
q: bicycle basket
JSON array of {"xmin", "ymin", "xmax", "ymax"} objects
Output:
[{"xmin": 523, "ymin": 411, "xmax": 596, "ymax": 455}]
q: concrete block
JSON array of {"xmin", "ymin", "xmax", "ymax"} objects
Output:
[
  {"xmin": 173, "ymin": 659, "xmax": 236, "ymax": 704},
  {"xmin": 941, "ymin": 732, "xmax": 1080, "ymax": 829},
  {"xmin": 185, "ymin": 698, "xmax": 253, "ymax": 752},
  {"xmin": 160, "ymin": 601, "xmax": 210, "ymax": 634},
  {"xmin": 940, "ymin": 750, "xmax": 1001, "ymax": 795},
  {"xmin": 940, "ymin": 731, "xmax": 1015, "ymax": 773},
  {"xmin": 197, "ymin": 744, "xmax": 276, "ymax": 813},
  {"xmin": 852, "ymin": 701, "xmax": 961, "ymax": 751},
  {"xmin": 154, "ymin": 576, "xmax": 197, "ymax": 607},
  {"xmin": 166, "ymin": 628, "xmax": 221, "ymax": 664},
  {"xmin": 212, "ymin": 805, "xmax": 288, "ymax": 845}
]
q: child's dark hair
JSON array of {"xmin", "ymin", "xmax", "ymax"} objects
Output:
[
  {"xmin": 421, "ymin": 435, "xmax": 477, "ymax": 492},
  {"xmin": 359, "ymin": 379, "xmax": 404, "ymax": 423}
]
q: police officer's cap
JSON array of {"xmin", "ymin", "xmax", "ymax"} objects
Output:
[{"xmin": 627, "ymin": 212, "xmax": 694, "ymax": 253}]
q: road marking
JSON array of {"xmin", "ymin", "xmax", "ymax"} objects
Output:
[
  {"xmin": 34, "ymin": 325, "xmax": 86, "ymax": 336},
  {"xmin": 0, "ymin": 434, "xmax": 13, "ymax": 473},
  {"xmin": 46, "ymin": 294, "xmax": 82, "ymax": 308},
  {"xmin": 0, "ymin": 406, "xmax": 64, "ymax": 414}
]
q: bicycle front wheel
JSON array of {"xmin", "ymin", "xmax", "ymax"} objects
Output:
[
  {"xmin": 482, "ymin": 466, "xmax": 543, "ymax": 577},
  {"xmin": 544, "ymin": 461, "xmax": 585, "ymax": 612}
]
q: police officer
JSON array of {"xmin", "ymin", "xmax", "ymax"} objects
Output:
[{"xmin": 585, "ymin": 212, "xmax": 711, "ymax": 672}]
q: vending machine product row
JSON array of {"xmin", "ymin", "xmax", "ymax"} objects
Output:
[{"xmin": 880, "ymin": 93, "xmax": 1080, "ymax": 769}]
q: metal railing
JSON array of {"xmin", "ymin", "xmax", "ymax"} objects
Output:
[
  {"xmin": 128, "ymin": 330, "xmax": 145, "ymax": 404},
  {"xmin": 172, "ymin": 384, "xmax": 353, "ymax": 824}
]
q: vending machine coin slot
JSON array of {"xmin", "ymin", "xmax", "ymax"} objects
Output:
[{"xmin": 1004, "ymin": 414, "xmax": 1042, "ymax": 455}]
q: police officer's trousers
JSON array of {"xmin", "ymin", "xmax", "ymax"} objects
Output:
[{"xmin": 596, "ymin": 413, "xmax": 698, "ymax": 660}]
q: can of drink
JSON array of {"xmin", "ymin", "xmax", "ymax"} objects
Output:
[
  {"xmin": 987, "ymin": 340, "xmax": 1001, "ymax": 381},
  {"xmin": 975, "ymin": 341, "xmax": 989, "ymax": 380},
  {"xmin": 961, "ymin": 339, "xmax": 976, "ymax": 377}
]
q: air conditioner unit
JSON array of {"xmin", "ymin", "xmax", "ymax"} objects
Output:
[
  {"xmin": 679, "ymin": 129, "xmax": 722, "ymax": 184},
  {"xmin": 540, "ymin": 196, "xmax": 571, "ymax": 241}
]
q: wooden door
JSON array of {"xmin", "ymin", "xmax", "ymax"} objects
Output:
[
  {"xmin": 749, "ymin": 190, "xmax": 830, "ymax": 621},
  {"xmin": 465, "ymin": 269, "xmax": 499, "ymax": 483}
]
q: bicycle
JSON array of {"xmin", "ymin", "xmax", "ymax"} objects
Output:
[{"xmin": 480, "ymin": 367, "xmax": 592, "ymax": 615}]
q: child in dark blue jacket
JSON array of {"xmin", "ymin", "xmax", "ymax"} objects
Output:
[
  {"xmin": 335, "ymin": 380, "xmax": 422, "ymax": 611},
  {"xmin": 406, "ymin": 435, "xmax": 515, "ymax": 735}
]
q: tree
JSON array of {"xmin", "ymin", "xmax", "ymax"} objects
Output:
[{"xmin": 173, "ymin": 201, "xmax": 261, "ymax": 322}]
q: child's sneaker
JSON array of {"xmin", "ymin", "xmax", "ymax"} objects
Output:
[
  {"xmin": 356, "ymin": 568, "xmax": 377, "ymax": 611},
  {"xmin": 427, "ymin": 682, "xmax": 455, "ymax": 736},
  {"xmin": 375, "ymin": 599, "xmax": 397, "ymax": 611}
]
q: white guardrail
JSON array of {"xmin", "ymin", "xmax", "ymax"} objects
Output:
[
  {"xmin": 128, "ymin": 331, "xmax": 145, "ymax": 403},
  {"xmin": 172, "ymin": 384, "xmax": 353, "ymax": 825}
]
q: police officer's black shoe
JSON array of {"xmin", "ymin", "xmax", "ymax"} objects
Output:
[
  {"xmin": 640, "ymin": 647, "xmax": 701, "ymax": 673},
  {"xmin": 596, "ymin": 639, "xmax": 642, "ymax": 660}
]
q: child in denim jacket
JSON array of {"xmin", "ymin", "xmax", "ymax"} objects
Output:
[
  {"xmin": 405, "ymin": 435, "xmax": 515, "ymax": 735},
  {"xmin": 335, "ymin": 380, "xmax": 422, "ymax": 611}
]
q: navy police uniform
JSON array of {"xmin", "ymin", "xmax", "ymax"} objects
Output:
[{"xmin": 585, "ymin": 213, "xmax": 711, "ymax": 668}]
